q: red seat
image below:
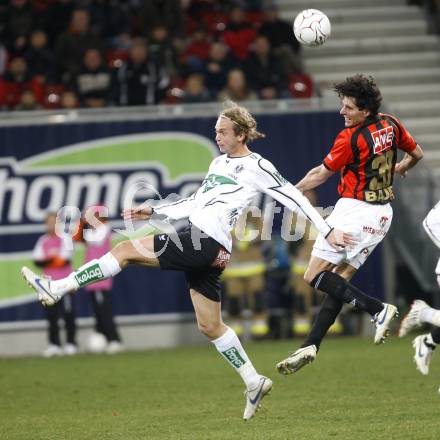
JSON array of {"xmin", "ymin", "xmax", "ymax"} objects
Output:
[
  {"xmin": 43, "ymin": 84, "xmax": 64, "ymax": 109},
  {"xmin": 164, "ymin": 78, "xmax": 187, "ymax": 104},
  {"xmin": 288, "ymin": 74, "xmax": 314, "ymax": 98},
  {"xmin": 106, "ymin": 48, "xmax": 129, "ymax": 69}
]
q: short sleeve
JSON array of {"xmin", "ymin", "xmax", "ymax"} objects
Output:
[
  {"xmin": 392, "ymin": 116, "xmax": 417, "ymax": 153},
  {"xmin": 323, "ymin": 131, "xmax": 353, "ymax": 172}
]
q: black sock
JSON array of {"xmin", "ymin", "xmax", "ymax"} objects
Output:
[
  {"xmin": 430, "ymin": 327, "xmax": 440, "ymax": 346},
  {"xmin": 311, "ymin": 271, "xmax": 383, "ymax": 316},
  {"xmin": 301, "ymin": 293, "xmax": 343, "ymax": 350}
]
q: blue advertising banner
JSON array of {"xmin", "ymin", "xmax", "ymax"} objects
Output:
[{"xmin": 0, "ymin": 110, "xmax": 384, "ymax": 322}]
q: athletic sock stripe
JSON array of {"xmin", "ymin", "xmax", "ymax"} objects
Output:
[{"xmin": 313, "ymin": 272, "xmax": 326, "ymax": 290}]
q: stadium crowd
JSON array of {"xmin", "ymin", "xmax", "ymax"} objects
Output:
[{"xmin": 0, "ymin": 0, "xmax": 309, "ymax": 111}]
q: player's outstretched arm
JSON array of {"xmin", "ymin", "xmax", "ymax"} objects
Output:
[
  {"xmin": 255, "ymin": 158, "xmax": 357, "ymax": 251},
  {"xmin": 296, "ymin": 164, "xmax": 334, "ymax": 192}
]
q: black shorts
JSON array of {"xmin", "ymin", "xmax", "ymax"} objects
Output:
[{"xmin": 154, "ymin": 225, "xmax": 230, "ymax": 302}]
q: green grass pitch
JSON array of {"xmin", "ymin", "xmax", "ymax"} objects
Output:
[{"xmin": 0, "ymin": 336, "xmax": 438, "ymax": 440}]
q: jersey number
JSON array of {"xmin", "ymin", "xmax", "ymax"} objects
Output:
[{"xmin": 369, "ymin": 150, "xmax": 394, "ymax": 190}]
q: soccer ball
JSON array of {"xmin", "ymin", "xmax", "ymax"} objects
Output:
[
  {"xmin": 293, "ymin": 9, "xmax": 331, "ymax": 47},
  {"xmin": 86, "ymin": 332, "xmax": 107, "ymax": 353}
]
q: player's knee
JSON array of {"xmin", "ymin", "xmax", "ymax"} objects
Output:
[
  {"xmin": 303, "ymin": 269, "xmax": 317, "ymax": 286},
  {"xmin": 197, "ymin": 320, "xmax": 220, "ymax": 338},
  {"xmin": 112, "ymin": 240, "xmax": 131, "ymax": 267}
]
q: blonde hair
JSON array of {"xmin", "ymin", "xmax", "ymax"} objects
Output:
[{"xmin": 220, "ymin": 101, "xmax": 266, "ymax": 143}]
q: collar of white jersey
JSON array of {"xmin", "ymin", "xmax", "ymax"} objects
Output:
[{"xmin": 226, "ymin": 152, "xmax": 253, "ymax": 159}]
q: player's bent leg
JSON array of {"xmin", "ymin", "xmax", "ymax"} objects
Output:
[
  {"xmin": 112, "ymin": 236, "xmax": 160, "ymax": 268},
  {"xmin": 22, "ymin": 236, "xmax": 160, "ymax": 307},
  {"xmin": 190, "ymin": 289, "xmax": 226, "ymax": 339},
  {"xmin": 190, "ymin": 289, "xmax": 272, "ymax": 420},
  {"xmin": 307, "ymin": 258, "xmax": 397, "ymax": 343},
  {"xmin": 303, "ymin": 255, "xmax": 336, "ymax": 286},
  {"xmin": 333, "ymin": 262, "xmax": 357, "ymax": 281},
  {"xmin": 275, "ymin": 257, "xmax": 336, "ymax": 375}
]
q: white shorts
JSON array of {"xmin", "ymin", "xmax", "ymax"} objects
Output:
[
  {"xmin": 423, "ymin": 201, "xmax": 440, "ymax": 250},
  {"xmin": 312, "ymin": 198, "xmax": 393, "ymax": 269}
]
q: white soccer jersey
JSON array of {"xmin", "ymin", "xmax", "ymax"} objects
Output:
[
  {"xmin": 423, "ymin": 201, "xmax": 440, "ymax": 275},
  {"xmin": 423, "ymin": 201, "xmax": 440, "ymax": 250},
  {"xmin": 154, "ymin": 152, "xmax": 331, "ymax": 251}
]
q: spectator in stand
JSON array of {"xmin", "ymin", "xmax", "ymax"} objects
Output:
[
  {"xmin": 245, "ymin": 34, "xmax": 286, "ymax": 100},
  {"xmin": 32, "ymin": 213, "xmax": 77, "ymax": 358},
  {"xmin": 110, "ymin": 38, "xmax": 170, "ymax": 106},
  {"xmin": 79, "ymin": 209, "xmax": 123, "ymax": 354},
  {"xmin": 217, "ymin": 68, "xmax": 257, "ymax": 102},
  {"xmin": 204, "ymin": 41, "xmax": 237, "ymax": 99},
  {"xmin": 73, "ymin": 48, "xmax": 111, "ymax": 108},
  {"xmin": 0, "ymin": 44, "xmax": 7, "ymax": 75},
  {"xmin": 86, "ymin": 0, "xmax": 131, "ymax": 42},
  {"xmin": 222, "ymin": 6, "xmax": 256, "ymax": 61},
  {"xmin": 42, "ymin": 0, "xmax": 75, "ymax": 48},
  {"xmin": 259, "ymin": 5, "xmax": 303, "ymax": 75},
  {"xmin": 180, "ymin": 25, "xmax": 211, "ymax": 75},
  {"xmin": 2, "ymin": 0, "xmax": 39, "ymax": 57},
  {"xmin": 15, "ymin": 88, "xmax": 40, "ymax": 110},
  {"xmin": 0, "ymin": 57, "xmax": 43, "ymax": 109},
  {"xmin": 55, "ymin": 8, "xmax": 103, "ymax": 83},
  {"xmin": 148, "ymin": 24, "xmax": 179, "ymax": 78},
  {"xmin": 24, "ymin": 29, "xmax": 54, "ymax": 83},
  {"xmin": 139, "ymin": 0, "xmax": 184, "ymax": 40},
  {"xmin": 182, "ymin": 73, "xmax": 211, "ymax": 103},
  {"xmin": 60, "ymin": 90, "xmax": 79, "ymax": 109}
]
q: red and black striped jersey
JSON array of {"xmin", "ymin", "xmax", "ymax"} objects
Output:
[{"xmin": 323, "ymin": 113, "xmax": 417, "ymax": 204}]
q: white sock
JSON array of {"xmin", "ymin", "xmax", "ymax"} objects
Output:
[
  {"xmin": 419, "ymin": 307, "xmax": 440, "ymax": 326},
  {"xmin": 211, "ymin": 327, "xmax": 260, "ymax": 390},
  {"xmin": 51, "ymin": 252, "xmax": 122, "ymax": 296}
]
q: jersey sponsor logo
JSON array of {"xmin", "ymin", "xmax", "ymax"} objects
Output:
[
  {"xmin": 222, "ymin": 347, "xmax": 246, "ymax": 368},
  {"xmin": 75, "ymin": 263, "xmax": 104, "ymax": 287},
  {"xmin": 362, "ymin": 226, "xmax": 386, "ymax": 237},
  {"xmin": 158, "ymin": 234, "xmax": 167, "ymax": 241},
  {"xmin": 371, "ymin": 126, "xmax": 393, "ymax": 154},
  {"xmin": 379, "ymin": 216, "xmax": 389, "ymax": 228},
  {"xmin": 201, "ymin": 174, "xmax": 238, "ymax": 193},
  {"xmin": 212, "ymin": 247, "xmax": 230, "ymax": 269},
  {"xmin": 273, "ymin": 171, "xmax": 288, "ymax": 186}
]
